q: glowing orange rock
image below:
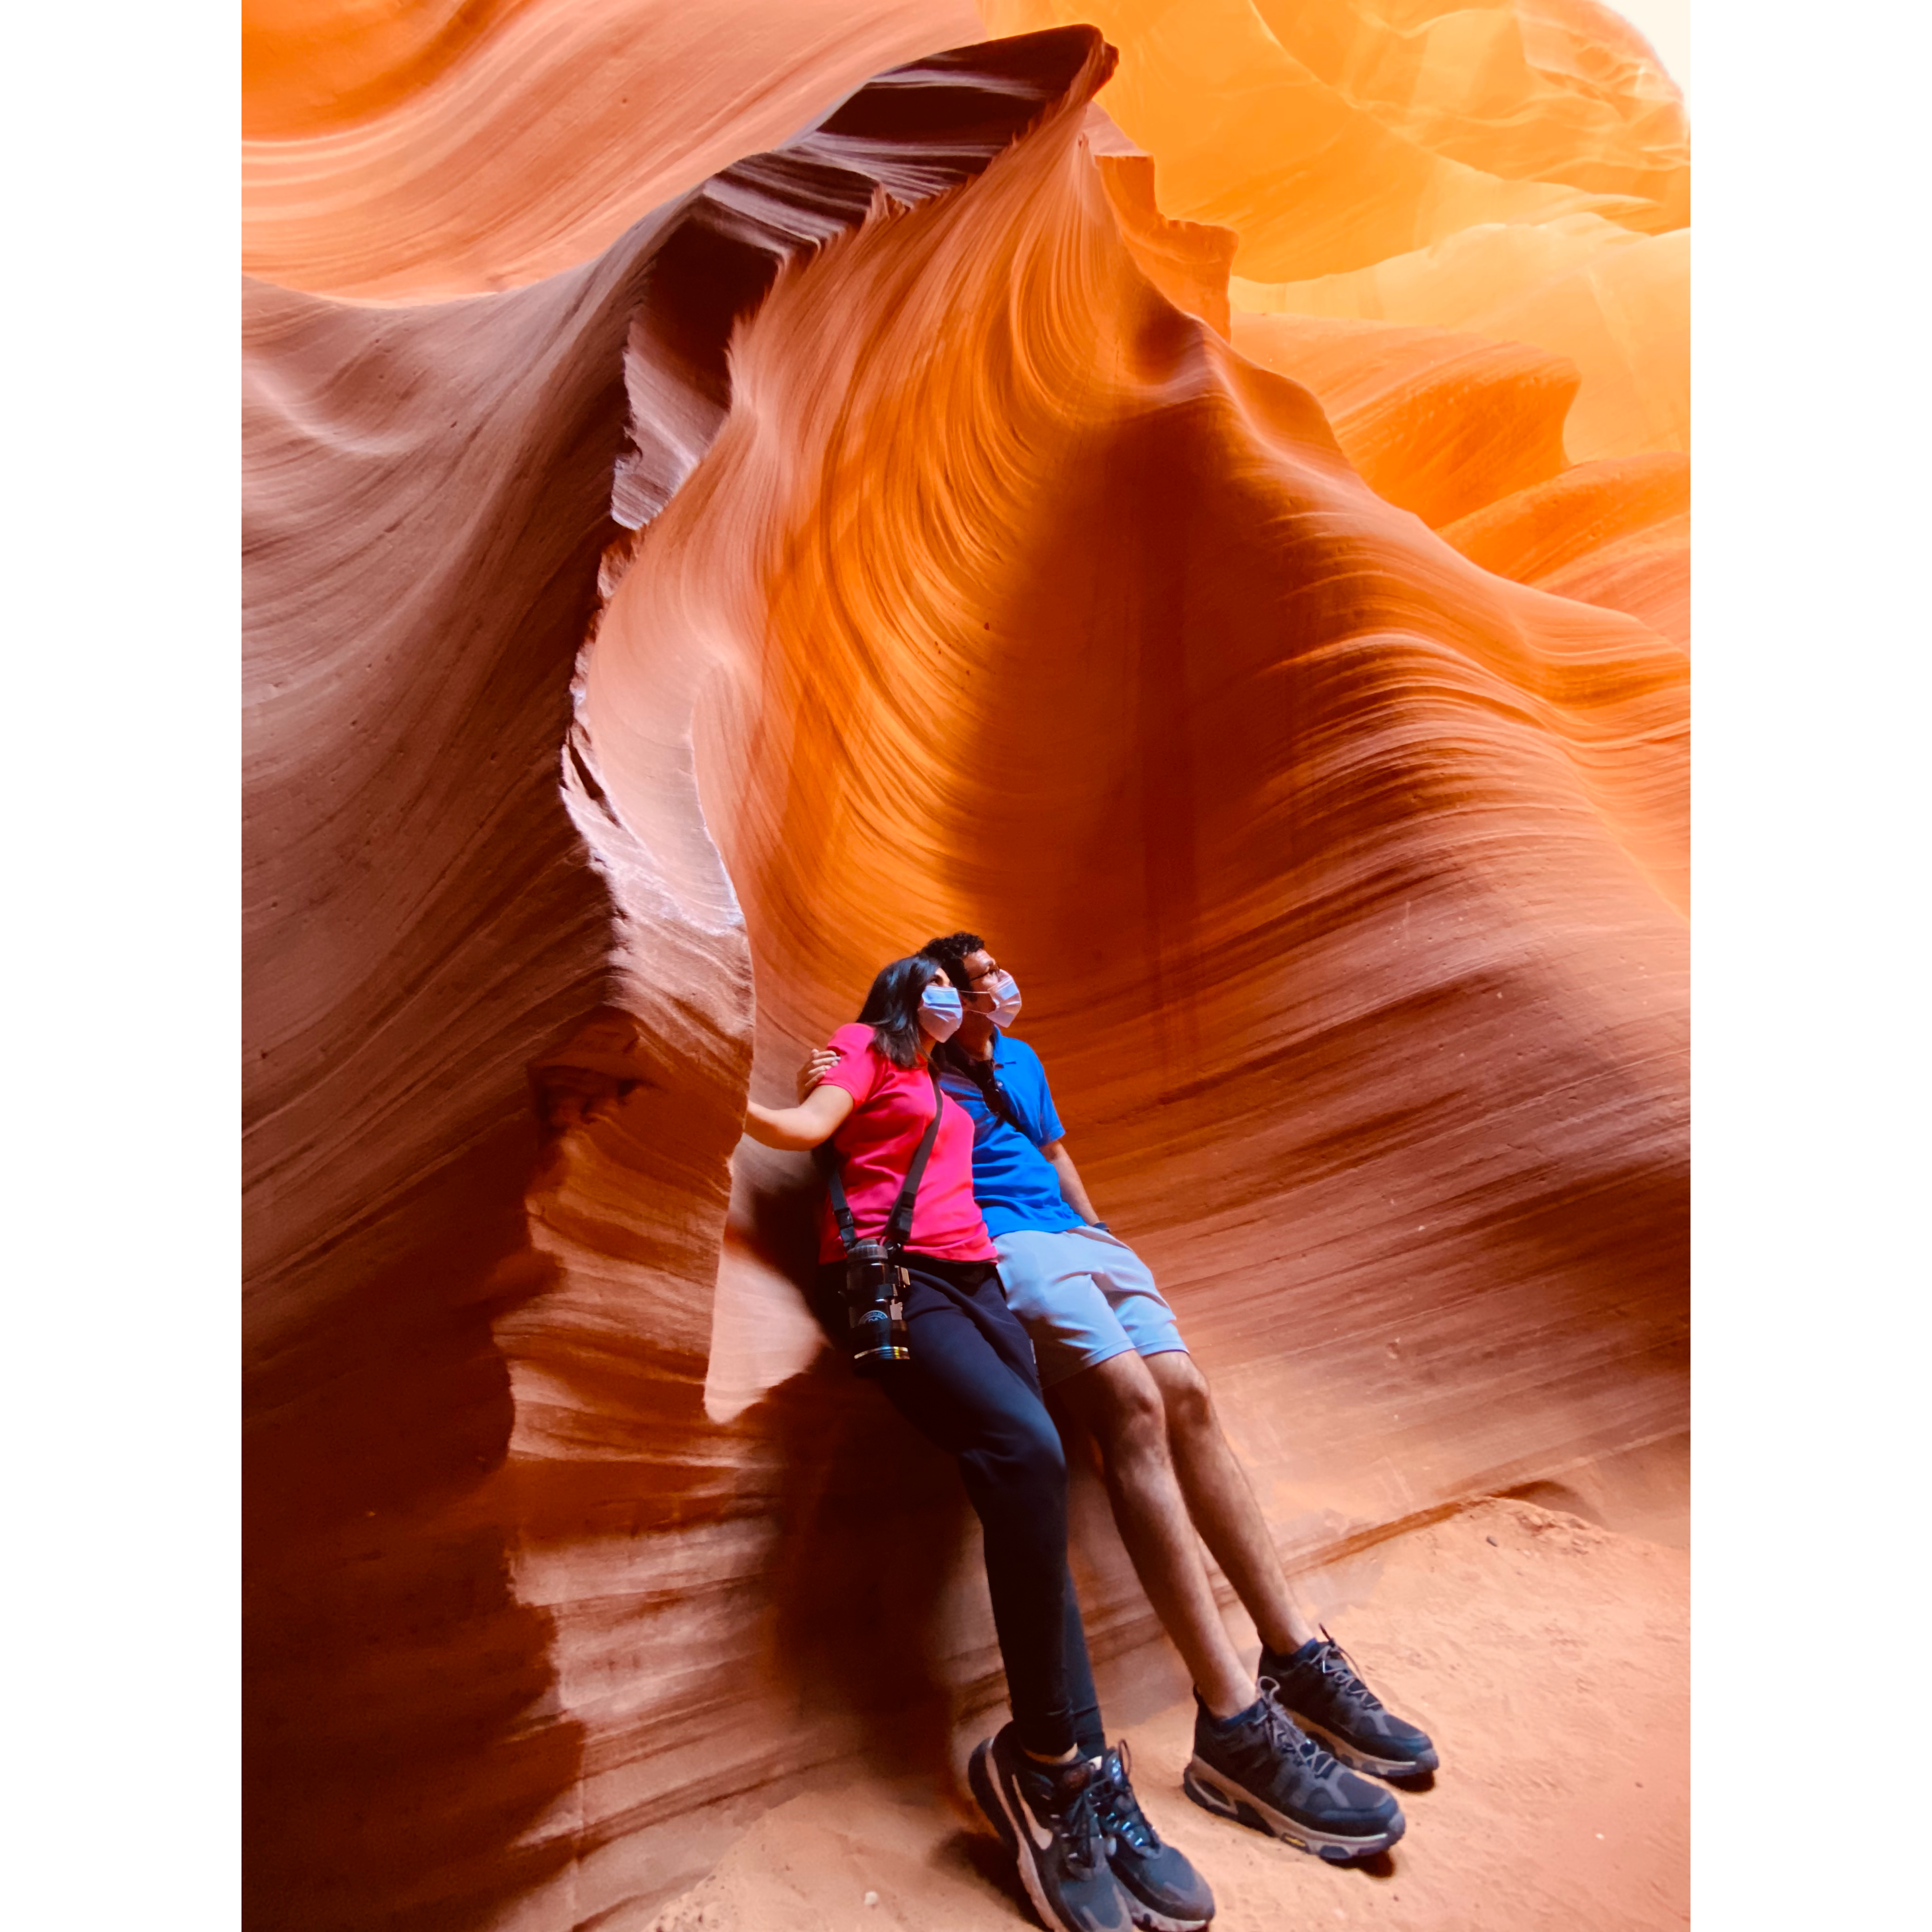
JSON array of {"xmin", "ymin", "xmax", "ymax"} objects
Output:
[
  {"xmin": 1095, "ymin": 149, "xmax": 1239, "ymax": 338},
  {"xmin": 244, "ymin": 0, "xmax": 510, "ymax": 135},
  {"xmin": 1442, "ymin": 452, "xmax": 1690, "ymax": 651},
  {"xmin": 984, "ymin": 0, "xmax": 1684, "ymax": 278},
  {"xmin": 1230, "ymin": 313, "xmax": 1576, "ymax": 527}
]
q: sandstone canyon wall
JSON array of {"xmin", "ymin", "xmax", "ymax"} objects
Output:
[{"xmin": 242, "ymin": 6, "xmax": 1688, "ymax": 1929}]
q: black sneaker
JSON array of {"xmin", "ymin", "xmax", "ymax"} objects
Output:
[
  {"xmin": 1182, "ymin": 1687, "xmax": 1404, "ymax": 1864},
  {"xmin": 1090, "ymin": 1742, "xmax": 1215, "ymax": 1931},
  {"xmin": 1262, "ymin": 1632, "xmax": 1440, "ymax": 1781},
  {"xmin": 969, "ymin": 1725, "xmax": 1135, "ymax": 1932}
]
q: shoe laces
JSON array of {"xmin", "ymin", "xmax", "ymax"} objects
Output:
[
  {"xmin": 1312, "ymin": 1628, "xmax": 1386, "ymax": 1714},
  {"xmin": 1254, "ymin": 1679, "xmax": 1345, "ymax": 1778},
  {"xmin": 1092, "ymin": 1742, "xmax": 1163, "ymax": 1855},
  {"xmin": 1031, "ymin": 1760, "xmax": 1109, "ymax": 1877}
]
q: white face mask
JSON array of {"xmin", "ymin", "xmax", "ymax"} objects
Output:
[
  {"xmin": 919, "ymin": 984, "xmax": 964, "ymax": 1041},
  {"xmin": 980, "ymin": 970, "xmax": 1022, "ymax": 1029}
]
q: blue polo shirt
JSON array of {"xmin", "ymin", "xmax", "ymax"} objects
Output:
[{"xmin": 937, "ymin": 1032, "xmax": 1086, "ymax": 1239}]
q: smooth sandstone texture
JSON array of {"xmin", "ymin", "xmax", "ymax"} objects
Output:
[
  {"xmin": 1442, "ymin": 451, "xmax": 1689, "ymax": 653},
  {"xmin": 244, "ymin": 6, "xmax": 1688, "ymax": 1930},
  {"xmin": 242, "ymin": 0, "xmax": 982, "ymax": 297},
  {"xmin": 1237, "ymin": 222, "xmax": 1690, "ymax": 466},
  {"xmin": 1228, "ymin": 311, "xmax": 1687, "ymax": 646}
]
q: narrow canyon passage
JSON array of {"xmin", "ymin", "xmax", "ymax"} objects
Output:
[{"xmin": 243, "ymin": 9, "xmax": 1689, "ymax": 1928}]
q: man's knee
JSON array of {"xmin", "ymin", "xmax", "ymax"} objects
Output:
[
  {"xmin": 1096, "ymin": 1360, "xmax": 1171, "ymax": 1471},
  {"xmin": 1152, "ymin": 1351, "xmax": 1216, "ymax": 1437}
]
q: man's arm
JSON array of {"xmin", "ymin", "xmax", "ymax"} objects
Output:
[{"xmin": 1037, "ymin": 1138, "xmax": 1104, "ymax": 1226}]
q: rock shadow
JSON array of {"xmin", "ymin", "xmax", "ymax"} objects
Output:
[{"xmin": 244, "ymin": 1125, "xmax": 585, "ymax": 1932}]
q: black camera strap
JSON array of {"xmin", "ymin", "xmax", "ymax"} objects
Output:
[
  {"xmin": 818, "ymin": 1065, "xmax": 945, "ymax": 1258},
  {"xmin": 941, "ymin": 1040, "xmax": 1025, "ymax": 1135}
]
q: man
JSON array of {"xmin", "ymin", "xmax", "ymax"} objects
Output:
[{"xmin": 805, "ymin": 932, "xmax": 1438, "ymax": 1878}]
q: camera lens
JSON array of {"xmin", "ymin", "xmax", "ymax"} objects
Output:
[{"xmin": 843, "ymin": 1242, "xmax": 910, "ymax": 1372}]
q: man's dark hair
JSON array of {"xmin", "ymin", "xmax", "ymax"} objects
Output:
[
  {"xmin": 855, "ymin": 953, "xmax": 946, "ymax": 1070},
  {"xmin": 918, "ymin": 931, "xmax": 985, "ymax": 994}
]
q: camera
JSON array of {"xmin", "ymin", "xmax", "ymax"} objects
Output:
[{"xmin": 841, "ymin": 1239, "xmax": 911, "ymax": 1372}]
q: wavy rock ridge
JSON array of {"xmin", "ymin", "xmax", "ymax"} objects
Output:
[{"xmin": 243, "ymin": 8, "xmax": 1687, "ymax": 1929}]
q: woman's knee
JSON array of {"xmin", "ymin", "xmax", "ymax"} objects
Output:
[
  {"xmin": 1017, "ymin": 1408, "xmax": 1068, "ymax": 1486},
  {"xmin": 978, "ymin": 1405, "xmax": 1067, "ymax": 1497}
]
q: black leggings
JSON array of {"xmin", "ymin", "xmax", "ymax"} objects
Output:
[{"xmin": 813, "ymin": 1254, "xmax": 1104, "ymax": 1760}]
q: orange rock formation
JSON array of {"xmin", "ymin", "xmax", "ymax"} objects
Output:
[{"xmin": 243, "ymin": 6, "xmax": 1687, "ymax": 1928}]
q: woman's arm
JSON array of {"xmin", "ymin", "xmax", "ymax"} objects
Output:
[
  {"xmin": 744, "ymin": 1082, "xmax": 855, "ymax": 1151},
  {"xmin": 1037, "ymin": 1138, "xmax": 1104, "ymax": 1224}
]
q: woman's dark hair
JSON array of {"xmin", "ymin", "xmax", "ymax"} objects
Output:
[{"xmin": 855, "ymin": 953, "xmax": 946, "ymax": 1070}]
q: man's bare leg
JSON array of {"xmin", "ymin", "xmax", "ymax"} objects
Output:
[
  {"xmin": 1051, "ymin": 1350, "xmax": 1257, "ymax": 1719},
  {"xmin": 1056, "ymin": 1350, "xmax": 1424, "ymax": 1843},
  {"xmin": 1142, "ymin": 1350, "xmax": 1443, "ymax": 1781},
  {"xmin": 1142, "ymin": 1349, "xmax": 1318, "ymax": 1656}
]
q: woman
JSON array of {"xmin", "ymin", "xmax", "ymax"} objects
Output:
[{"xmin": 741, "ymin": 955, "xmax": 1211, "ymax": 1932}]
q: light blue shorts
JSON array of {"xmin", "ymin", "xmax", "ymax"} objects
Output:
[{"xmin": 992, "ymin": 1225, "xmax": 1188, "ymax": 1388}]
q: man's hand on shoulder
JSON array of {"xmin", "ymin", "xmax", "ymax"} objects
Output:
[{"xmin": 797, "ymin": 1046, "xmax": 841, "ymax": 1105}]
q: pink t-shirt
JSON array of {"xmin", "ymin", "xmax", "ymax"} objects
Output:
[{"xmin": 816, "ymin": 1023, "xmax": 1000, "ymax": 1265}]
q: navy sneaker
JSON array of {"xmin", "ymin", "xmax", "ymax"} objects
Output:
[
  {"xmin": 1090, "ymin": 1741, "xmax": 1215, "ymax": 1931},
  {"xmin": 969, "ymin": 1725, "xmax": 1135, "ymax": 1932},
  {"xmin": 1182, "ymin": 1687, "xmax": 1404, "ymax": 1864},
  {"xmin": 1262, "ymin": 1632, "xmax": 1440, "ymax": 1781}
]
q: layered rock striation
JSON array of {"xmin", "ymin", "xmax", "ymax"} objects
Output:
[{"xmin": 243, "ymin": 7, "xmax": 1688, "ymax": 1929}]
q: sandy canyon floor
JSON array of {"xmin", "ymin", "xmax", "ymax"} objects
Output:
[{"xmin": 643, "ymin": 1497, "xmax": 1688, "ymax": 1932}]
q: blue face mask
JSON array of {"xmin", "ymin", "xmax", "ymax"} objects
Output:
[
  {"xmin": 981, "ymin": 970, "xmax": 1022, "ymax": 1029},
  {"xmin": 919, "ymin": 984, "xmax": 964, "ymax": 1041}
]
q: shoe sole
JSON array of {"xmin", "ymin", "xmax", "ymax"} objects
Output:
[
  {"xmin": 969, "ymin": 1738, "xmax": 1115, "ymax": 1932},
  {"xmin": 1279, "ymin": 1712, "xmax": 1441, "ymax": 1781},
  {"xmin": 1116, "ymin": 1889, "xmax": 1212, "ymax": 1932},
  {"xmin": 1181, "ymin": 1757, "xmax": 1404, "ymax": 1864},
  {"xmin": 1108, "ymin": 1853, "xmax": 1213, "ymax": 1932}
]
